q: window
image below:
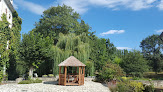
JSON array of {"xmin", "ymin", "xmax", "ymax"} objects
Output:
[
  {"xmin": 9, "ymin": 14, "xmax": 11, "ymax": 19},
  {"xmin": 6, "ymin": 8, "xmax": 7, "ymax": 14}
]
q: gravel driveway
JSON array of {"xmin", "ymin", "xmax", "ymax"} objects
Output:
[{"xmin": 0, "ymin": 81, "xmax": 110, "ymax": 92}]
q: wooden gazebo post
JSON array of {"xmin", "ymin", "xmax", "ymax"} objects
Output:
[
  {"xmin": 64, "ymin": 66, "xmax": 67, "ymax": 86},
  {"xmin": 83, "ymin": 66, "xmax": 85, "ymax": 84},
  {"xmin": 59, "ymin": 66, "xmax": 61, "ymax": 85}
]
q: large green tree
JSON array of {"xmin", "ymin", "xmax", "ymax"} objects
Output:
[
  {"xmin": 20, "ymin": 31, "xmax": 53, "ymax": 77},
  {"xmin": 34, "ymin": 5, "xmax": 90, "ymax": 39},
  {"xmin": 140, "ymin": 34, "xmax": 163, "ymax": 73},
  {"xmin": 51, "ymin": 33, "xmax": 90, "ymax": 75}
]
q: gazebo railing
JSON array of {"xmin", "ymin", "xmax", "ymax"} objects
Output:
[
  {"xmin": 59, "ymin": 73, "xmax": 84, "ymax": 85},
  {"xmin": 59, "ymin": 74, "xmax": 65, "ymax": 85}
]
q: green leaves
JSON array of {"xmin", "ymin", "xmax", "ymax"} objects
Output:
[
  {"xmin": 34, "ymin": 5, "xmax": 90, "ymax": 38},
  {"xmin": 140, "ymin": 34, "xmax": 163, "ymax": 73},
  {"xmin": 121, "ymin": 50, "xmax": 148, "ymax": 77},
  {"xmin": 20, "ymin": 31, "xmax": 53, "ymax": 75}
]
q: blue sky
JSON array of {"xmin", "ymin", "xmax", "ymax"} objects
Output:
[{"xmin": 13, "ymin": 0, "xmax": 163, "ymax": 50}]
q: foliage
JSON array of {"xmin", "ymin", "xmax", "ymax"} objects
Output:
[
  {"xmin": 85, "ymin": 60, "xmax": 94, "ymax": 76},
  {"xmin": 98, "ymin": 62, "xmax": 124, "ymax": 82},
  {"xmin": 121, "ymin": 50, "xmax": 148, "ymax": 77},
  {"xmin": 0, "ymin": 71, "xmax": 3, "ymax": 83},
  {"xmin": 18, "ymin": 78, "xmax": 42, "ymax": 84},
  {"xmin": 19, "ymin": 31, "xmax": 53, "ymax": 77},
  {"xmin": 34, "ymin": 4, "xmax": 90, "ymax": 38},
  {"xmin": 140, "ymin": 34, "xmax": 163, "ymax": 73},
  {"xmin": 50, "ymin": 33, "xmax": 90, "ymax": 76},
  {"xmin": 121, "ymin": 77, "xmax": 132, "ymax": 80},
  {"xmin": 143, "ymin": 84, "xmax": 155, "ymax": 92},
  {"xmin": 0, "ymin": 14, "xmax": 10, "ymax": 79},
  {"xmin": 48, "ymin": 74, "xmax": 54, "ymax": 77},
  {"xmin": 113, "ymin": 80, "xmax": 144, "ymax": 92},
  {"xmin": 8, "ymin": 11, "xmax": 22, "ymax": 80},
  {"xmin": 143, "ymin": 72, "xmax": 163, "ymax": 80},
  {"xmin": 42, "ymin": 75, "xmax": 48, "ymax": 77}
]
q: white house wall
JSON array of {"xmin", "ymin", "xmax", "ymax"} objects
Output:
[{"xmin": 0, "ymin": 0, "xmax": 13, "ymax": 28}]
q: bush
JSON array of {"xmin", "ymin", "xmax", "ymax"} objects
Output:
[
  {"xmin": 112, "ymin": 80, "xmax": 144, "ymax": 92},
  {"xmin": 48, "ymin": 74, "xmax": 54, "ymax": 77},
  {"xmin": 42, "ymin": 75, "xmax": 47, "ymax": 77},
  {"xmin": 18, "ymin": 78, "xmax": 42, "ymax": 84},
  {"xmin": 18, "ymin": 80, "xmax": 32, "ymax": 84},
  {"xmin": 121, "ymin": 77, "xmax": 132, "ymax": 80},
  {"xmin": 143, "ymin": 84, "xmax": 155, "ymax": 92},
  {"xmin": 33, "ymin": 78, "xmax": 42, "ymax": 83},
  {"xmin": 0, "ymin": 71, "xmax": 3, "ymax": 83},
  {"xmin": 98, "ymin": 62, "xmax": 124, "ymax": 82}
]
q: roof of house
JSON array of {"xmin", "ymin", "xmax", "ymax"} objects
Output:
[
  {"xmin": 58, "ymin": 56, "xmax": 86, "ymax": 67},
  {"xmin": 4, "ymin": 0, "xmax": 15, "ymax": 13}
]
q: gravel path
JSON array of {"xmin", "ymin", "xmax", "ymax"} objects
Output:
[{"xmin": 0, "ymin": 81, "xmax": 110, "ymax": 92}]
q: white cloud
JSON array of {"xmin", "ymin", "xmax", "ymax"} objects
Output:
[
  {"xmin": 127, "ymin": 0, "xmax": 155, "ymax": 11},
  {"xmin": 14, "ymin": 0, "xmax": 46, "ymax": 15},
  {"xmin": 156, "ymin": 29, "xmax": 163, "ymax": 33},
  {"xmin": 59, "ymin": 0, "xmax": 89, "ymax": 14},
  {"xmin": 157, "ymin": 0, "xmax": 163, "ymax": 10},
  {"xmin": 100, "ymin": 30, "xmax": 125, "ymax": 36},
  {"xmin": 58, "ymin": 0, "xmax": 158, "ymax": 14},
  {"xmin": 13, "ymin": 3, "xmax": 18, "ymax": 9},
  {"xmin": 117, "ymin": 47, "xmax": 132, "ymax": 50}
]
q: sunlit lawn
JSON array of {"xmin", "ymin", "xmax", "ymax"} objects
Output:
[{"xmin": 143, "ymin": 72, "xmax": 163, "ymax": 80}]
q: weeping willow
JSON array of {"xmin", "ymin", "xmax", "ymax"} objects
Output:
[{"xmin": 52, "ymin": 33, "xmax": 90, "ymax": 76}]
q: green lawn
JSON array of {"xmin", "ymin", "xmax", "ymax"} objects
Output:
[{"xmin": 143, "ymin": 72, "xmax": 163, "ymax": 80}]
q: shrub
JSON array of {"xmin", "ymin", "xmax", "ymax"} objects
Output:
[
  {"xmin": 121, "ymin": 77, "xmax": 132, "ymax": 80},
  {"xmin": 33, "ymin": 78, "xmax": 42, "ymax": 83},
  {"xmin": 98, "ymin": 62, "xmax": 124, "ymax": 82},
  {"xmin": 18, "ymin": 78, "xmax": 42, "ymax": 84},
  {"xmin": 18, "ymin": 80, "xmax": 32, "ymax": 84},
  {"xmin": 48, "ymin": 74, "xmax": 54, "ymax": 77},
  {"xmin": 113, "ymin": 80, "xmax": 144, "ymax": 92},
  {"xmin": 42, "ymin": 75, "xmax": 47, "ymax": 77},
  {"xmin": 143, "ymin": 79, "xmax": 155, "ymax": 92},
  {"xmin": 143, "ymin": 84, "xmax": 155, "ymax": 92},
  {"xmin": 0, "ymin": 71, "xmax": 3, "ymax": 83}
]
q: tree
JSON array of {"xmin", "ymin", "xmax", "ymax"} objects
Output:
[
  {"xmin": 34, "ymin": 5, "xmax": 90, "ymax": 39},
  {"xmin": 140, "ymin": 34, "xmax": 163, "ymax": 73},
  {"xmin": 51, "ymin": 33, "xmax": 90, "ymax": 76},
  {"xmin": 20, "ymin": 31, "xmax": 53, "ymax": 78},
  {"xmin": 121, "ymin": 50, "xmax": 148, "ymax": 77}
]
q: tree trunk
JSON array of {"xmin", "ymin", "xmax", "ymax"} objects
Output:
[
  {"xmin": 29, "ymin": 66, "xmax": 34, "ymax": 78},
  {"xmin": 3, "ymin": 64, "xmax": 6, "ymax": 76}
]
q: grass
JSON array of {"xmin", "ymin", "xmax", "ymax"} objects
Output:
[
  {"xmin": 18, "ymin": 78, "xmax": 42, "ymax": 84},
  {"xmin": 143, "ymin": 72, "xmax": 163, "ymax": 80}
]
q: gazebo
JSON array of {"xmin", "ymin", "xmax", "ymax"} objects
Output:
[{"xmin": 58, "ymin": 56, "xmax": 86, "ymax": 86}]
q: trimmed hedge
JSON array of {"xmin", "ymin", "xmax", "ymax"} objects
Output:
[{"xmin": 18, "ymin": 78, "xmax": 42, "ymax": 84}]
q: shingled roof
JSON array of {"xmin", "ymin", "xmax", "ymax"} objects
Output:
[
  {"xmin": 58, "ymin": 56, "xmax": 86, "ymax": 66},
  {"xmin": 4, "ymin": 0, "xmax": 15, "ymax": 13}
]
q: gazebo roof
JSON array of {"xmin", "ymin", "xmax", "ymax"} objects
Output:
[{"xmin": 58, "ymin": 56, "xmax": 86, "ymax": 66}]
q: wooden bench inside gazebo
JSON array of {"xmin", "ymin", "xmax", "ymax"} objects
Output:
[{"xmin": 58, "ymin": 56, "xmax": 86, "ymax": 86}]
